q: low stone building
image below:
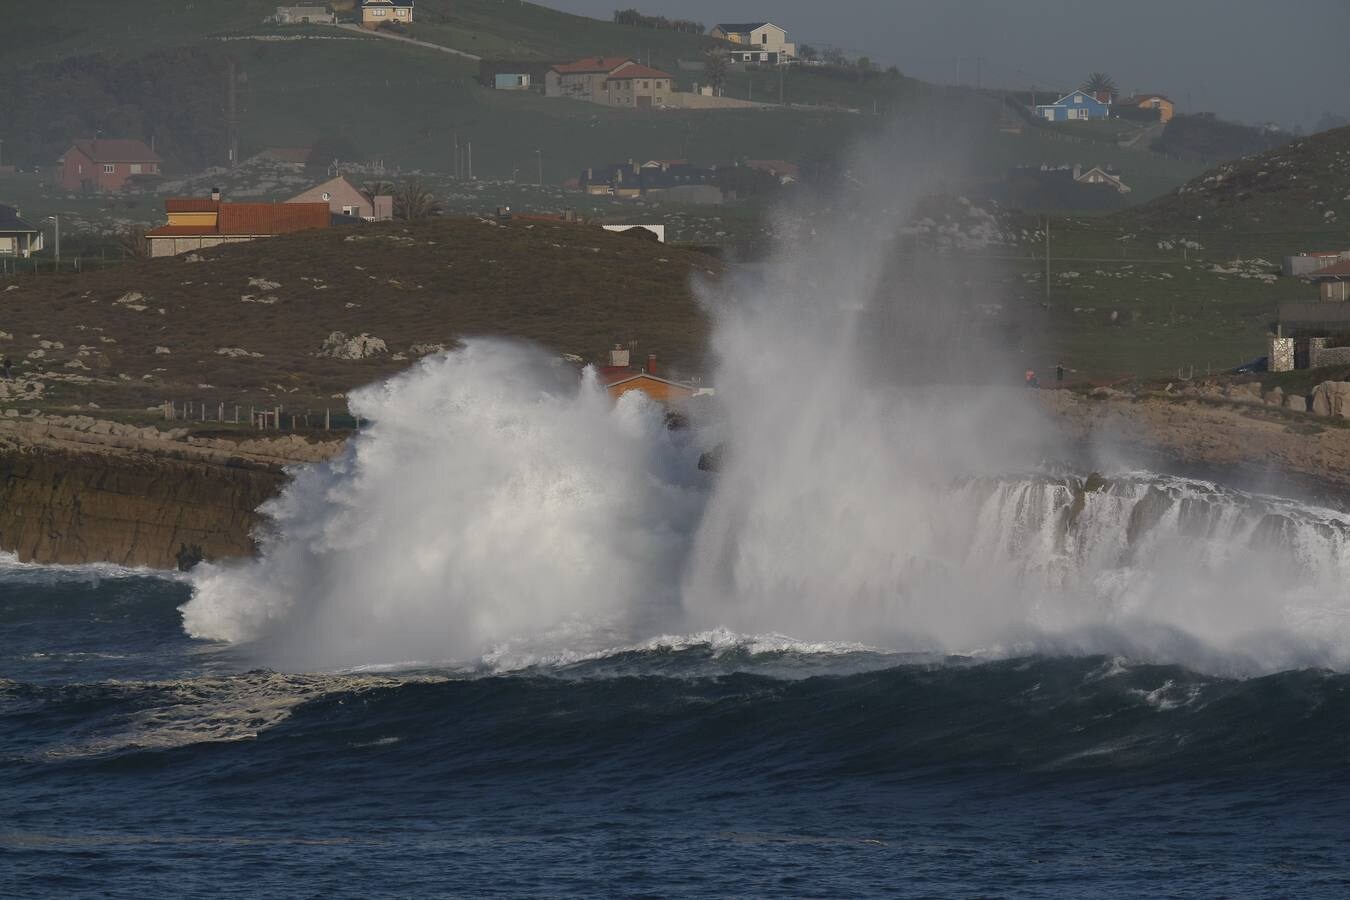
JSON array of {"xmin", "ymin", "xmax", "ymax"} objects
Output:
[{"xmin": 273, "ymin": 5, "xmax": 334, "ymax": 24}]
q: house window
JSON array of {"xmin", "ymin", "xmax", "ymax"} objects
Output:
[
  {"xmin": 395, "ymin": 8, "xmax": 407, "ymax": 15},
  {"xmin": 342, "ymin": 205, "xmax": 357, "ymax": 215},
  {"xmin": 761, "ymin": 33, "xmax": 767, "ymax": 44},
  {"xmin": 1073, "ymin": 94, "xmax": 1082, "ymax": 103},
  {"xmin": 760, "ymin": 52, "xmax": 768, "ymax": 61},
  {"xmin": 103, "ymin": 164, "xmax": 115, "ymax": 173},
  {"xmin": 130, "ymin": 163, "xmax": 142, "ymax": 174},
  {"xmin": 78, "ymin": 164, "xmax": 84, "ymax": 174},
  {"xmin": 372, "ymin": 8, "xmax": 385, "ymax": 15},
  {"xmin": 642, "ymin": 81, "xmax": 649, "ymax": 89}
]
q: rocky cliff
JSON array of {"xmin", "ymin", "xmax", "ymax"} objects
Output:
[{"xmin": 0, "ymin": 415, "xmax": 341, "ymax": 569}]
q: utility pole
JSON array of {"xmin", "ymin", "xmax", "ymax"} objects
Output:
[
  {"xmin": 467, "ymin": 141, "xmax": 473, "ymax": 180},
  {"xmin": 48, "ymin": 215, "xmax": 60, "ymax": 270},
  {"xmin": 1044, "ymin": 217, "xmax": 1051, "ymax": 299},
  {"xmin": 225, "ymin": 56, "xmax": 239, "ymax": 168},
  {"xmin": 536, "ymin": 148, "xmax": 542, "ymax": 186},
  {"xmin": 779, "ymin": 64, "xmax": 784, "ymax": 105}
]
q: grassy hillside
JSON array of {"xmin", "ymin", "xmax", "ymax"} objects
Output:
[
  {"xmin": 0, "ymin": 0, "xmax": 275, "ymax": 67},
  {"xmin": 1118, "ymin": 124, "xmax": 1350, "ymax": 253},
  {"xmin": 0, "ymin": 218, "xmax": 717, "ymax": 415},
  {"xmin": 408, "ymin": 0, "xmax": 717, "ymax": 66}
]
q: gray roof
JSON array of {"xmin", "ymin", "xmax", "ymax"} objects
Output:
[
  {"xmin": 714, "ymin": 22, "xmax": 770, "ymax": 32},
  {"xmin": 0, "ymin": 204, "xmax": 39, "ymax": 234}
]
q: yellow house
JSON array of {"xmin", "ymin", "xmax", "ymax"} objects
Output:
[
  {"xmin": 360, "ymin": 0, "xmax": 412, "ymax": 29},
  {"xmin": 1123, "ymin": 93, "xmax": 1175, "ymax": 124}
]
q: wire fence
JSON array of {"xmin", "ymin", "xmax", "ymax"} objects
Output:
[{"xmin": 162, "ymin": 399, "xmax": 362, "ymax": 432}]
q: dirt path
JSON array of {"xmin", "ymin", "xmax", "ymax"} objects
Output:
[{"xmin": 337, "ymin": 23, "xmax": 481, "ymax": 61}]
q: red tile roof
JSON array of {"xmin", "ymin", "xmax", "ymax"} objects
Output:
[
  {"xmin": 144, "ymin": 225, "xmax": 220, "ymax": 237},
  {"xmin": 68, "ymin": 139, "xmax": 161, "ymax": 163},
  {"xmin": 147, "ymin": 201, "xmax": 331, "ymax": 238},
  {"xmin": 552, "ymin": 56, "xmax": 633, "ymax": 75},
  {"xmin": 1312, "ymin": 260, "xmax": 1350, "ymax": 278},
  {"xmin": 606, "ymin": 63, "xmax": 673, "ymax": 80},
  {"xmin": 218, "ymin": 202, "xmax": 330, "ymax": 235},
  {"xmin": 165, "ymin": 197, "xmax": 221, "ymax": 213}
]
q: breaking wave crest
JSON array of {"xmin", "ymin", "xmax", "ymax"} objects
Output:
[{"xmin": 179, "ymin": 144, "xmax": 1350, "ymax": 675}]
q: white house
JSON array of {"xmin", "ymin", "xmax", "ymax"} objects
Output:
[{"xmin": 710, "ymin": 22, "xmax": 795, "ymax": 64}]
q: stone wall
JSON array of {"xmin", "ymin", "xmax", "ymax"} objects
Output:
[
  {"xmin": 1269, "ymin": 335, "xmax": 1294, "ymax": 372},
  {"xmin": 1310, "ymin": 343, "xmax": 1350, "ymax": 369}
]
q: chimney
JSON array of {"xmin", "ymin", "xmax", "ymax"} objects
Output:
[
  {"xmin": 210, "ymin": 188, "xmax": 221, "ymax": 202},
  {"xmin": 609, "ymin": 344, "xmax": 630, "ymax": 368},
  {"xmin": 646, "ymin": 353, "xmax": 657, "ymax": 375},
  {"xmin": 1072, "ymin": 163, "xmax": 1081, "ymax": 180}
]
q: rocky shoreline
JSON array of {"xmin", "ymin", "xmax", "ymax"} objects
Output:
[
  {"xmin": 0, "ymin": 415, "xmax": 341, "ymax": 570},
  {"xmin": 2, "ymin": 391, "xmax": 1348, "ymax": 571}
]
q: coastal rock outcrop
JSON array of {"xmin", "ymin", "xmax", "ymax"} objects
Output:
[{"xmin": 1310, "ymin": 381, "xmax": 1350, "ymax": 417}]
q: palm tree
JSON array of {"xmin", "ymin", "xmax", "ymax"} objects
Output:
[
  {"xmin": 393, "ymin": 181, "xmax": 443, "ymax": 220},
  {"xmin": 1081, "ymin": 72, "xmax": 1118, "ymax": 102}
]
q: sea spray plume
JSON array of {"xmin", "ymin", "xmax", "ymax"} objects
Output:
[
  {"xmin": 677, "ymin": 131, "xmax": 1350, "ymax": 670},
  {"xmin": 681, "ymin": 132, "xmax": 1055, "ymax": 649},
  {"xmin": 182, "ymin": 340, "xmax": 702, "ymax": 669}
]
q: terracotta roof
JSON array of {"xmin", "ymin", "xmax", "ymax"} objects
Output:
[
  {"xmin": 68, "ymin": 138, "xmax": 161, "ymax": 163},
  {"xmin": 551, "ymin": 56, "xmax": 633, "ymax": 75},
  {"xmin": 1311, "ymin": 260, "xmax": 1350, "ymax": 278},
  {"xmin": 148, "ymin": 202, "xmax": 331, "ymax": 238},
  {"xmin": 600, "ymin": 371, "xmax": 692, "ymax": 390},
  {"xmin": 607, "ymin": 64, "xmax": 673, "ymax": 80},
  {"xmin": 218, "ymin": 203, "xmax": 330, "ymax": 235},
  {"xmin": 165, "ymin": 197, "xmax": 221, "ymax": 213},
  {"xmin": 145, "ymin": 225, "xmax": 220, "ymax": 237}
]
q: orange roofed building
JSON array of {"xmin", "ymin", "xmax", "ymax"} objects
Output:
[
  {"xmin": 145, "ymin": 191, "xmax": 331, "ymax": 257},
  {"xmin": 598, "ymin": 346, "xmax": 704, "ymax": 404}
]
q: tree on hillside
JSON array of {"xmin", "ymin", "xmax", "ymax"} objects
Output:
[
  {"xmin": 116, "ymin": 225, "xmax": 150, "ymax": 259},
  {"xmin": 393, "ymin": 181, "xmax": 443, "ymax": 220},
  {"xmin": 365, "ymin": 181, "xmax": 395, "ymax": 198},
  {"xmin": 702, "ymin": 50, "xmax": 729, "ymax": 95},
  {"xmin": 796, "ymin": 44, "xmax": 818, "ymax": 62},
  {"xmin": 1081, "ymin": 72, "xmax": 1117, "ymax": 101},
  {"xmin": 822, "ymin": 47, "xmax": 847, "ymax": 67}
]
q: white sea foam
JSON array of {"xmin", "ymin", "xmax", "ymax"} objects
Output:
[{"xmin": 177, "ymin": 140, "xmax": 1350, "ymax": 675}]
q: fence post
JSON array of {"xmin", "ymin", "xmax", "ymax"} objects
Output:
[
  {"xmin": 325, "ymin": 408, "xmax": 330, "ymax": 431},
  {"xmin": 274, "ymin": 406, "xmax": 281, "ymax": 430}
]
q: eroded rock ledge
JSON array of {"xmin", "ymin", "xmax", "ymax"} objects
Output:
[{"xmin": 0, "ymin": 415, "xmax": 342, "ymax": 569}]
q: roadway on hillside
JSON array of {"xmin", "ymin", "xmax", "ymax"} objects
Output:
[{"xmin": 337, "ymin": 23, "xmax": 481, "ymax": 61}]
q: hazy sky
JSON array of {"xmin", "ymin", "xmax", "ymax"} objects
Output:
[{"xmin": 547, "ymin": 0, "xmax": 1350, "ymax": 128}]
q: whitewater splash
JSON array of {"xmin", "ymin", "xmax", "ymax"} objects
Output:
[
  {"xmin": 182, "ymin": 143, "xmax": 1350, "ymax": 673},
  {"xmin": 184, "ymin": 343, "xmax": 704, "ymax": 667}
]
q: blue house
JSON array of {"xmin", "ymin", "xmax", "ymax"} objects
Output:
[{"xmin": 1035, "ymin": 90, "xmax": 1111, "ymax": 122}]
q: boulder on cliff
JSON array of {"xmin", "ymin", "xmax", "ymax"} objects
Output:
[
  {"xmin": 1264, "ymin": 386, "xmax": 1284, "ymax": 406},
  {"xmin": 317, "ymin": 331, "xmax": 388, "ymax": 360},
  {"xmin": 1310, "ymin": 381, "xmax": 1350, "ymax": 417}
]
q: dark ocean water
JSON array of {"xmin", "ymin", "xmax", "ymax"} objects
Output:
[{"xmin": 3, "ymin": 568, "xmax": 1349, "ymax": 899}]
